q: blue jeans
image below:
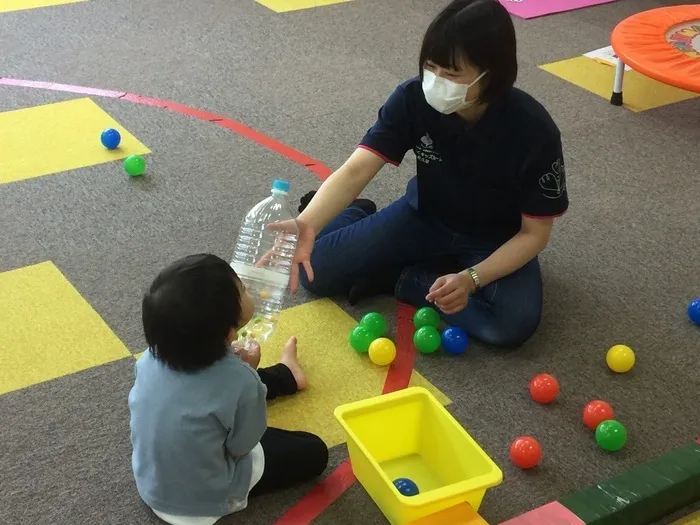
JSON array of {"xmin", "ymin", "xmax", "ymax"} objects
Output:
[{"xmin": 300, "ymin": 197, "xmax": 542, "ymax": 346}]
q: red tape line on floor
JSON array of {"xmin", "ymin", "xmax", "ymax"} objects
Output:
[
  {"xmin": 0, "ymin": 77, "xmax": 415, "ymax": 524},
  {"xmin": 273, "ymin": 303, "xmax": 417, "ymax": 525},
  {"xmin": 0, "ymin": 78, "xmax": 125, "ymax": 98},
  {"xmin": 383, "ymin": 302, "xmax": 418, "ymax": 394},
  {"xmin": 0, "ymin": 77, "xmax": 333, "ymax": 181},
  {"xmin": 273, "ymin": 460, "xmax": 355, "ymax": 525}
]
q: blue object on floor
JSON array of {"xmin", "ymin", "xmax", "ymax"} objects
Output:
[
  {"xmin": 441, "ymin": 326, "xmax": 469, "ymax": 355},
  {"xmin": 688, "ymin": 298, "xmax": 700, "ymax": 325},
  {"xmin": 393, "ymin": 477, "xmax": 419, "ymax": 497},
  {"xmin": 100, "ymin": 128, "xmax": 121, "ymax": 149}
]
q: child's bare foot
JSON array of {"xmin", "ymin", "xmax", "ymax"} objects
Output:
[{"xmin": 279, "ymin": 336, "xmax": 308, "ymax": 391}]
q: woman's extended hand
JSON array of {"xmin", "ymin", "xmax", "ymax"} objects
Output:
[
  {"xmin": 425, "ymin": 273, "xmax": 474, "ymax": 315},
  {"xmin": 265, "ymin": 218, "xmax": 316, "ymax": 294}
]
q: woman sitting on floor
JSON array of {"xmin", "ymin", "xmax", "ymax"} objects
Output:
[{"xmin": 275, "ymin": 0, "xmax": 569, "ymax": 347}]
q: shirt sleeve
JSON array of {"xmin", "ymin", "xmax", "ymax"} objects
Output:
[
  {"xmin": 519, "ymin": 136, "xmax": 569, "ymax": 218},
  {"xmin": 225, "ymin": 373, "xmax": 267, "ymax": 457},
  {"xmin": 358, "ymin": 85, "xmax": 414, "ymax": 166}
]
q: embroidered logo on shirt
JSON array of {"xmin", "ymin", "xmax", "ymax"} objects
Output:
[
  {"xmin": 539, "ymin": 159, "xmax": 566, "ymax": 199},
  {"xmin": 415, "ymin": 133, "xmax": 442, "ymax": 164}
]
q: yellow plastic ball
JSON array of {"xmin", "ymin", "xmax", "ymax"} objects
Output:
[
  {"xmin": 368, "ymin": 338, "xmax": 396, "ymax": 366},
  {"xmin": 606, "ymin": 344, "xmax": 635, "ymax": 373}
]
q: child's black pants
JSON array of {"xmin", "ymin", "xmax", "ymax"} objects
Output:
[{"xmin": 251, "ymin": 364, "xmax": 329, "ymax": 495}]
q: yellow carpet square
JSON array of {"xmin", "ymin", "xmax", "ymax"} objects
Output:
[
  {"xmin": 0, "ymin": 0, "xmax": 86, "ymax": 13},
  {"xmin": 671, "ymin": 510, "xmax": 700, "ymax": 525},
  {"xmin": 255, "ymin": 0, "xmax": 350, "ymax": 13},
  {"xmin": 539, "ymin": 56, "xmax": 698, "ymax": 112},
  {"xmin": 0, "ymin": 262, "xmax": 131, "ymax": 395},
  {"xmin": 0, "ymin": 97, "xmax": 150, "ymax": 185},
  {"xmin": 259, "ymin": 299, "xmax": 451, "ymax": 448}
]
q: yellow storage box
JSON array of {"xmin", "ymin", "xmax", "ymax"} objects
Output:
[{"xmin": 335, "ymin": 387, "xmax": 502, "ymax": 525}]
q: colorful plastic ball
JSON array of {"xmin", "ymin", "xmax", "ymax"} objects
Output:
[
  {"xmin": 509, "ymin": 436, "xmax": 542, "ymax": 469},
  {"xmin": 583, "ymin": 400, "xmax": 614, "ymax": 430},
  {"xmin": 529, "ymin": 373, "xmax": 560, "ymax": 404},
  {"xmin": 595, "ymin": 420, "xmax": 627, "ymax": 452},
  {"xmin": 413, "ymin": 326, "xmax": 441, "ymax": 354},
  {"xmin": 413, "ymin": 307, "xmax": 440, "ymax": 329},
  {"xmin": 368, "ymin": 337, "xmax": 396, "ymax": 366},
  {"xmin": 123, "ymin": 154, "xmax": 146, "ymax": 177},
  {"xmin": 360, "ymin": 312, "xmax": 387, "ymax": 338},
  {"xmin": 441, "ymin": 326, "xmax": 468, "ymax": 355},
  {"xmin": 606, "ymin": 344, "xmax": 635, "ymax": 373},
  {"xmin": 393, "ymin": 477, "xmax": 419, "ymax": 497},
  {"xmin": 100, "ymin": 128, "xmax": 121, "ymax": 149},
  {"xmin": 349, "ymin": 325, "xmax": 375, "ymax": 353},
  {"xmin": 688, "ymin": 298, "xmax": 700, "ymax": 325}
]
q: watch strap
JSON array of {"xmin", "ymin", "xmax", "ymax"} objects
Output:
[{"xmin": 466, "ymin": 267, "xmax": 481, "ymax": 291}]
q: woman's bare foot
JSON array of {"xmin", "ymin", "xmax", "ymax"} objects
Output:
[{"xmin": 279, "ymin": 336, "xmax": 308, "ymax": 391}]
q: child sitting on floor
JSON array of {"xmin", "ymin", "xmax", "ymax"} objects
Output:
[{"xmin": 128, "ymin": 253, "xmax": 329, "ymax": 525}]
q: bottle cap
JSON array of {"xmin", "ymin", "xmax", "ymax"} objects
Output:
[{"xmin": 272, "ymin": 180, "xmax": 290, "ymax": 193}]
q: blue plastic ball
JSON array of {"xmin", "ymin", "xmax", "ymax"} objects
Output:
[
  {"xmin": 100, "ymin": 128, "xmax": 121, "ymax": 149},
  {"xmin": 441, "ymin": 326, "xmax": 468, "ymax": 355},
  {"xmin": 393, "ymin": 477, "xmax": 419, "ymax": 497},
  {"xmin": 688, "ymin": 298, "xmax": 700, "ymax": 326}
]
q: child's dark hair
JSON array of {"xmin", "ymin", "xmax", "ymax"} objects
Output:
[
  {"xmin": 142, "ymin": 253, "xmax": 242, "ymax": 372},
  {"xmin": 419, "ymin": 0, "xmax": 517, "ymax": 103}
]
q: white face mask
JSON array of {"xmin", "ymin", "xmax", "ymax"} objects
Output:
[{"xmin": 422, "ymin": 69, "xmax": 489, "ymax": 114}]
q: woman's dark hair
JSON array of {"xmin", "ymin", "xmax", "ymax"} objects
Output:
[
  {"xmin": 419, "ymin": 0, "xmax": 517, "ymax": 103},
  {"xmin": 142, "ymin": 253, "xmax": 243, "ymax": 372}
]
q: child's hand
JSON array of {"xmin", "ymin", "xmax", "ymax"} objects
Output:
[
  {"xmin": 242, "ymin": 341, "xmax": 261, "ymax": 369},
  {"xmin": 232, "ymin": 340, "xmax": 261, "ymax": 369}
]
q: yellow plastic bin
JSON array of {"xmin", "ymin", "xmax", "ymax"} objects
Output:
[{"xmin": 334, "ymin": 387, "xmax": 502, "ymax": 525}]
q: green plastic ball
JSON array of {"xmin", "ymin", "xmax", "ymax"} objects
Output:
[
  {"xmin": 595, "ymin": 420, "xmax": 627, "ymax": 452},
  {"xmin": 349, "ymin": 325, "xmax": 376, "ymax": 353},
  {"xmin": 123, "ymin": 154, "xmax": 146, "ymax": 177},
  {"xmin": 413, "ymin": 307, "xmax": 440, "ymax": 329},
  {"xmin": 413, "ymin": 326, "xmax": 441, "ymax": 354},
  {"xmin": 360, "ymin": 312, "xmax": 387, "ymax": 338}
]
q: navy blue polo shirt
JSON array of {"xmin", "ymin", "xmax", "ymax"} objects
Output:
[{"xmin": 359, "ymin": 77, "xmax": 568, "ymax": 242}]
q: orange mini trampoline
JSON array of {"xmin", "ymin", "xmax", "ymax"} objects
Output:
[{"xmin": 610, "ymin": 5, "xmax": 700, "ymax": 106}]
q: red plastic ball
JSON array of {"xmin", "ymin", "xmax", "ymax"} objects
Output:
[
  {"xmin": 510, "ymin": 436, "xmax": 542, "ymax": 469},
  {"xmin": 583, "ymin": 400, "xmax": 614, "ymax": 430},
  {"xmin": 529, "ymin": 373, "xmax": 560, "ymax": 404}
]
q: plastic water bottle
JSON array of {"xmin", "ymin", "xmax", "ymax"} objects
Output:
[{"xmin": 230, "ymin": 180, "xmax": 298, "ymax": 343}]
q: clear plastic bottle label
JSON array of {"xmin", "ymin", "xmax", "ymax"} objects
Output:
[{"xmin": 230, "ymin": 262, "xmax": 290, "ymax": 287}]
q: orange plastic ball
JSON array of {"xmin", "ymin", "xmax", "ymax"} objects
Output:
[
  {"xmin": 510, "ymin": 436, "xmax": 542, "ymax": 469},
  {"xmin": 529, "ymin": 373, "xmax": 560, "ymax": 404},
  {"xmin": 583, "ymin": 400, "xmax": 614, "ymax": 430}
]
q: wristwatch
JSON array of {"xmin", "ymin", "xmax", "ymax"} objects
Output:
[{"xmin": 466, "ymin": 267, "xmax": 481, "ymax": 291}]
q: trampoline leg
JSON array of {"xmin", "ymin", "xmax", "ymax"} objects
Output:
[{"xmin": 610, "ymin": 58, "xmax": 625, "ymax": 106}]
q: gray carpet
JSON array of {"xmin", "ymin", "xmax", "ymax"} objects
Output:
[{"xmin": 1, "ymin": 0, "xmax": 699, "ymax": 524}]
